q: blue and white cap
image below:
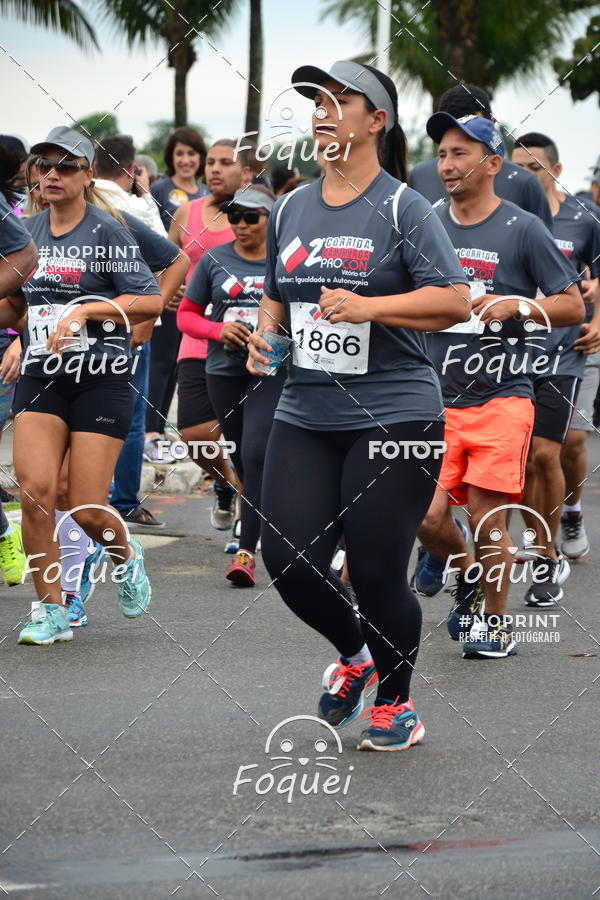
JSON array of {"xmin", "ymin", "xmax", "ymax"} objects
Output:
[{"xmin": 426, "ymin": 113, "xmax": 505, "ymax": 157}]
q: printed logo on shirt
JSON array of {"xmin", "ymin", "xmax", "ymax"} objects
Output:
[
  {"xmin": 221, "ymin": 274, "xmax": 265, "ymax": 299},
  {"xmin": 32, "ymin": 255, "xmax": 85, "ymax": 286},
  {"xmin": 305, "ymin": 236, "xmax": 375, "ymax": 273},
  {"xmin": 456, "ymin": 247, "xmax": 499, "ymax": 288},
  {"xmin": 554, "ymin": 238, "xmax": 574, "ymax": 258},
  {"xmin": 281, "ymin": 236, "xmax": 310, "ymax": 272}
]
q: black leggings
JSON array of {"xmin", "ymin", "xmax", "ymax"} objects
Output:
[
  {"xmin": 145, "ymin": 310, "xmax": 181, "ymax": 434},
  {"xmin": 261, "ymin": 420, "xmax": 444, "ymax": 703},
  {"xmin": 206, "ymin": 370, "xmax": 285, "ymax": 552}
]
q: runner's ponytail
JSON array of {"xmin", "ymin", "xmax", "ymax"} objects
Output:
[{"xmin": 362, "ymin": 65, "xmax": 408, "ymax": 184}]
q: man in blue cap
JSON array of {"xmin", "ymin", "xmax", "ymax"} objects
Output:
[{"xmin": 412, "ymin": 110, "xmax": 584, "ymax": 659}]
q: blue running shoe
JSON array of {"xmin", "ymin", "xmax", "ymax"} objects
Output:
[
  {"xmin": 116, "ymin": 538, "xmax": 151, "ymax": 618},
  {"xmin": 411, "ymin": 518, "xmax": 468, "ymax": 597},
  {"xmin": 447, "ymin": 574, "xmax": 484, "ymax": 640},
  {"xmin": 357, "ymin": 697, "xmax": 424, "ymax": 751},
  {"xmin": 18, "ymin": 602, "xmax": 73, "ymax": 645},
  {"xmin": 80, "ymin": 542, "xmax": 106, "ymax": 605},
  {"xmin": 64, "ymin": 592, "xmax": 88, "ymax": 627},
  {"xmin": 462, "ymin": 619, "xmax": 517, "ymax": 659},
  {"xmin": 318, "ymin": 658, "xmax": 378, "ymax": 728}
]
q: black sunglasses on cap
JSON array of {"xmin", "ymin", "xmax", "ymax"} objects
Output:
[
  {"xmin": 35, "ymin": 156, "xmax": 89, "ymax": 174},
  {"xmin": 226, "ymin": 209, "xmax": 268, "ymax": 225}
]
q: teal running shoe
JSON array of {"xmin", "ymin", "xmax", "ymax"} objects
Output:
[
  {"xmin": 116, "ymin": 538, "xmax": 151, "ymax": 618},
  {"xmin": 64, "ymin": 592, "xmax": 88, "ymax": 627},
  {"xmin": 80, "ymin": 542, "xmax": 106, "ymax": 605},
  {"xmin": 18, "ymin": 602, "xmax": 73, "ymax": 645},
  {"xmin": 357, "ymin": 697, "xmax": 424, "ymax": 751}
]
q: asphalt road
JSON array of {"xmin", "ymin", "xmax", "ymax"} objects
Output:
[{"xmin": 1, "ymin": 441, "xmax": 599, "ymax": 900}]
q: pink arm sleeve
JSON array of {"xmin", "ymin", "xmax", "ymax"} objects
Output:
[{"xmin": 177, "ymin": 296, "xmax": 223, "ymax": 341}]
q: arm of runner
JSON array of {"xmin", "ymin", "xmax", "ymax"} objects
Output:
[
  {"xmin": 0, "ymin": 335, "xmax": 22, "ymax": 383},
  {"xmin": 471, "ymin": 284, "xmax": 584, "ymax": 326},
  {"xmin": 247, "ymin": 295, "xmax": 286, "ymax": 374},
  {"xmin": 177, "ymin": 296, "xmax": 225, "ymax": 341},
  {"xmin": 0, "ymin": 240, "xmax": 38, "ymax": 297},
  {"xmin": 155, "ymin": 250, "xmax": 190, "ymax": 311},
  {"xmin": 45, "ymin": 292, "xmax": 163, "ymax": 355},
  {"xmin": 574, "ymin": 280, "xmax": 600, "ymax": 354},
  {"xmin": 0, "ymin": 294, "xmax": 26, "ymax": 329},
  {"xmin": 318, "ymin": 283, "xmax": 471, "ymax": 331}
]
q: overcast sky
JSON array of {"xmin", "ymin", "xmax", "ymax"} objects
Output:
[{"xmin": 1, "ymin": 0, "xmax": 598, "ymax": 193}]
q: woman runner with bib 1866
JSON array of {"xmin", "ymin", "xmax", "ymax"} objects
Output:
[
  {"xmin": 0, "ymin": 127, "xmax": 162, "ymax": 646},
  {"xmin": 247, "ymin": 62, "xmax": 470, "ymax": 751}
]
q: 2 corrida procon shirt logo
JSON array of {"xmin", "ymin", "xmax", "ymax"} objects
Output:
[{"xmin": 280, "ymin": 236, "xmax": 375, "ymax": 274}]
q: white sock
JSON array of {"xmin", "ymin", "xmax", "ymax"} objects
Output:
[
  {"xmin": 344, "ymin": 644, "xmax": 373, "ymax": 666},
  {"xmin": 55, "ymin": 511, "xmax": 92, "ymax": 593},
  {"xmin": 563, "ymin": 501, "xmax": 582, "ymax": 513},
  {"xmin": 0, "ymin": 522, "xmax": 13, "ymax": 538}
]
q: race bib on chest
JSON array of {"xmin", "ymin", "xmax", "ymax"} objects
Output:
[
  {"xmin": 27, "ymin": 304, "xmax": 89, "ymax": 356},
  {"xmin": 223, "ymin": 306, "xmax": 259, "ymax": 330},
  {"xmin": 289, "ymin": 302, "xmax": 370, "ymax": 374}
]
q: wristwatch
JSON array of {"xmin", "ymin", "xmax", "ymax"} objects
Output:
[{"xmin": 514, "ymin": 300, "xmax": 532, "ymax": 321}]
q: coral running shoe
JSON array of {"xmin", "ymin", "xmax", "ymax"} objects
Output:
[
  {"xmin": 226, "ymin": 550, "xmax": 256, "ymax": 587},
  {"xmin": 318, "ymin": 658, "xmax": 377, "ymax": 728},
  {"xmin": 357, "ymin": 697, "xmax": 424, "ymax": 751}
]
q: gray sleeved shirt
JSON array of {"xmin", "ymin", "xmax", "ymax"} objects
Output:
[
  {"xmin": 184, "ymin": 242, "xmax": 265, "ymax": 376},
  {"xmin": 263, "ymin": 171, "xmax": 469, "ymax": 430},
  {"xmin": 410, "ymin": 157, "xmax": 553, "ymax": 229},
  {"xmin": 21, "ymin": 204, "xmax": 159, "ymax": 378},
  {"xmin": 428, "ymin": 200, "xmax": 579, "ymax": 407}
]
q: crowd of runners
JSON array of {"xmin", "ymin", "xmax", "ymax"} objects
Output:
[{"xmin": 0, "ymin": 59, "xmax": 599, "ymax": 752}]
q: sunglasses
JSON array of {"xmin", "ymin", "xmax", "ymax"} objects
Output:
[
  {"xmin": 226, "ymin": 209, "xmax": 267, "ymax": 225},
  {"xmin": 35, "ymin": 156, "xmax": 89, "ymax": 175}
]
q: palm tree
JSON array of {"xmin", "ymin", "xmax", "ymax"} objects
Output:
[
  {"xmin": 1, "ymin": 0, "xmax": 98, "ymax": 48},
  {"xmin": 325, "ymin": 0, "xmax": 597, "ymax": 110},
  {"xmin": 99, "ymin": 0, "xmax": 240, "ymax": 127},
  {"xmin": 244, "ymin": 0, "xmax": 263, "ymax": 135}
]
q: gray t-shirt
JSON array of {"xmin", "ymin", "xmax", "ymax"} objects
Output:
[
  {"xmin": 543, "ymin": 198, "xmax": 600, "ymax": 378},
  {"xmin": 185, "ymin": 241, "xmax": 265, "ymax": 376},
  {"xmin": 21, "ymin": 204, "xmax": 159, "ymax": 379},
  {"xmin": 121, "ymin": 211, "xmax": 181, "ymax": 271},
  {"xmin": 0, "ymin": 194, "xmax": 32, "ymax": 356},
  {"xmin": 428, "ymin": 199, "xmax": 578, "ymax": 408},
  {"xmin": 263, "ymin": 171, "xmax": 469, "ymax": 430},
  {"xmin": 411, "ymin": 157, "xmax": 553, "ymax": 230},
  {"xmin": 150, "ymin": 177, "xmax": 207, "ymax": 230}
]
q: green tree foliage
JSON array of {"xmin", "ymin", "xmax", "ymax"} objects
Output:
[
  {"xmin": 324, "ymin": 0, "xmax": 598, "ymax": 109},
  {"xmin": 73, "ymin": 112, "xmax": 119, "ymax": 142},
  {"xmin": 1, "ymin": 0, "xmax": 98, "ymax": 48},
  {"xmin": 554, "ymin": 14, "xmax": 600, "ymax": 104}
]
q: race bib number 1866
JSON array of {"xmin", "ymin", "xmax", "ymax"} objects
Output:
[{"xmin": 289, "ymin": 302, "xmax": 370, "ymax": 375}]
